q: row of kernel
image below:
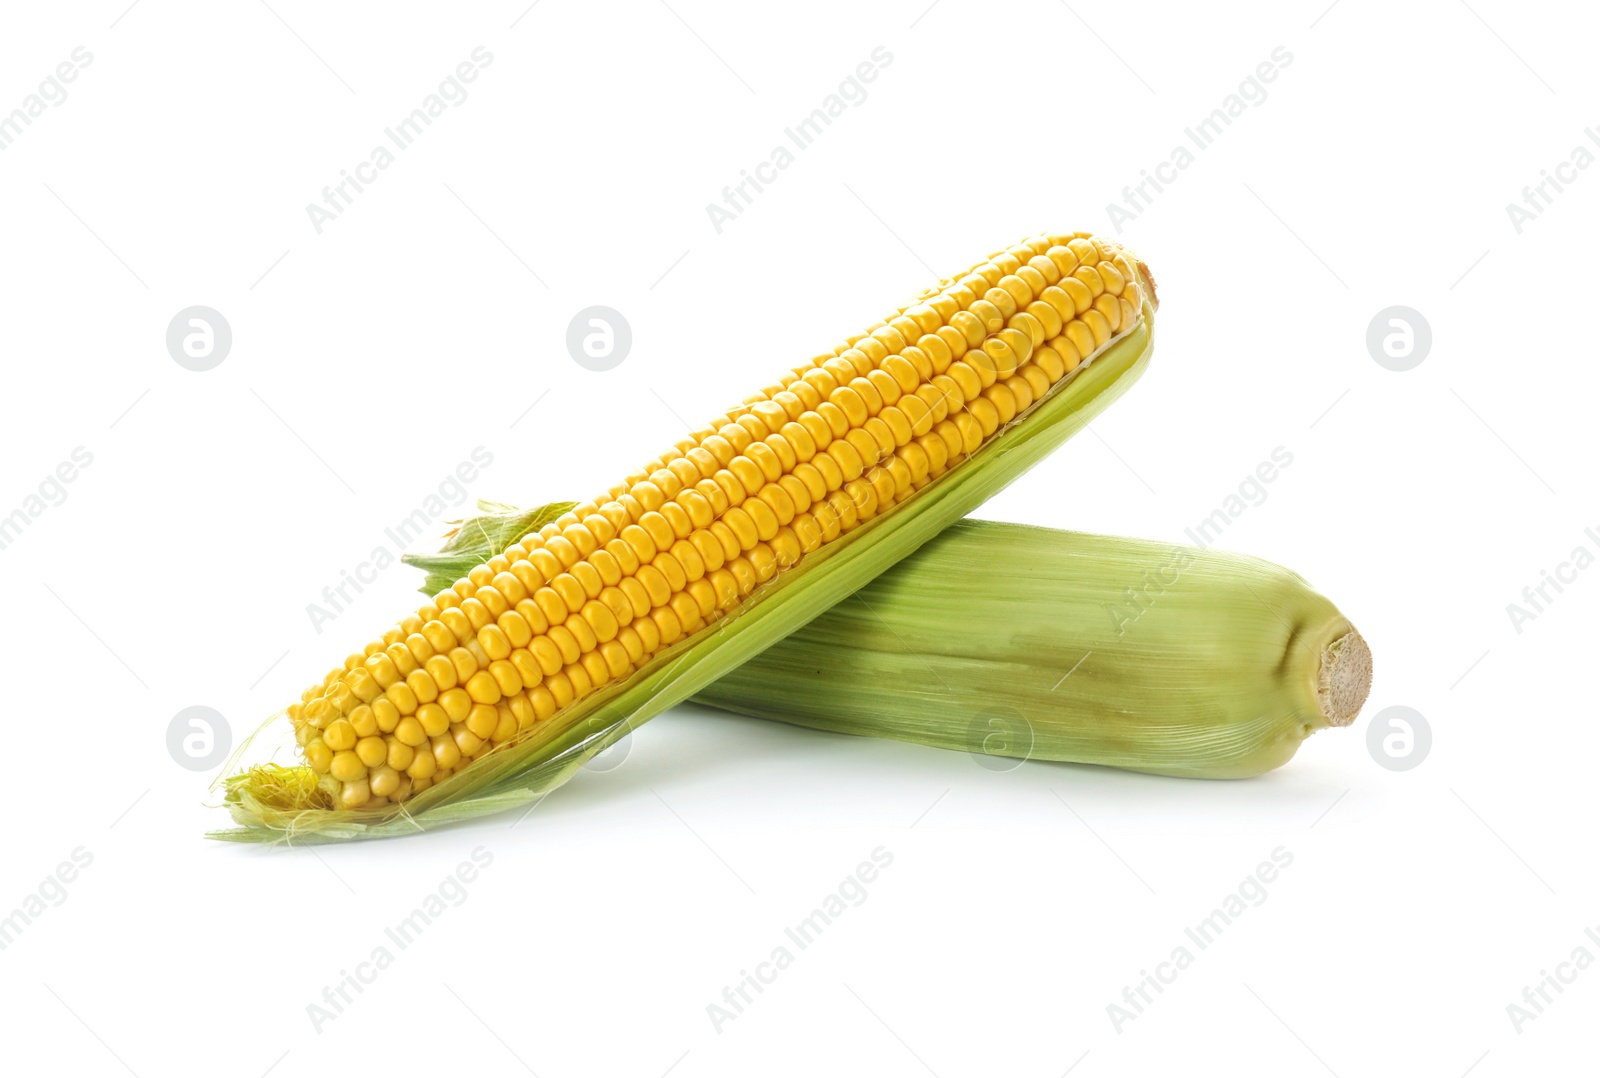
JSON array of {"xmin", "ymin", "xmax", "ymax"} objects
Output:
[
  {"xmin": 291, "ymin": 241, "xmax": 1136, "ymax": 725},
  {"xmin": 288, "ymin": 232, "xmax": 1141, "ymax": 803},
  {"xmin": 588, "ymin": 239, "xmax": 1028, "ymax": 508},
  {"xmin": 305, "ymin": 361, "xmax": 1051, "ymax": 809}
]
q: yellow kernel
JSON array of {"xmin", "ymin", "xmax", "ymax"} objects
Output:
[
  {"xmin": 770, "ymin": 526, "xmax": 802, "ymax": 569},
  {"xmin": 1096, "ymin": 260, "xmax": 1126, "ymax": 295},
  {"xmin": 478, "ymin": 624, "xmax": 512, "ymax": 661},
  {"xmin": 508, "ymin": 693, "xmax": 537, "ymax": 729},
  {"xmin": 384, "ymin": 681, "xmax": 419, "ymax": 717},
  {"xmin": 1064, "ymin": 320, "xmax": 1096, "ymax": 358},
  {"xmin": 369, "ymin": 766, "xmax": 401, "ymax": 798},
  {"xmin": 438, "ymin": 687, "xmax": 472, "ymax": 723},
  {"xmin": 324, "ymin": 718, "xmax": 357, "ymax": 752},
  {"xmin": 562, "ymin": 522, "xmax": 599, "ymax": 558},
  {"xmin": 748, "ymin": 543, "xmax": 778, "ymax": 583},
  {"xmin": 364, "ymin": 653, "xmax": 399, "ymax": 689},
  {"xmin": 578, "ymin": 599, "xmax": 618, "ymax": 643},
  {"xmin": 460, "ymin": 597, "xmax": 492, "ymax": 632},
  {"xmin": 580, "ymin": 650, "xmax": 611, "ymax": 688},
  {"xmin": 1082, "ymin": 308, "xmax": 1113, "ymax": 348},
  {"xmin": 393, "ymin": 713, "xmax": 425, "ymax": 748},
  {"xmin": 829, "ymin": 386, "xmax": 868, "ymax": 428},
  {"xmin": 491, "ymin": 571, "xmax": 528, "ymax": 605},
  {"xmin": 330, "ymin": 750, "xmax": 366, "ymax": 782},
  {"xmin": 406, "ymin": 748, "xmax": 437, "ymax": 781},
  {"xmin": 465, "ymin": 670, "xmax": 502, "ymax": 705},
  {"xmin": 828, "ymin": 439, "xmax": 865, "ymax": 483},
  {"xmin": 545, "ymin": 533, "xmax": 582, "ymax": 568},
  {"xmin": 387, "ymin": 739, "xmax": 415, "ymax": 771},
  {"xmin": 466, "ymin": 704, "xmax": 499, "ymax": 739},
  {"xmin": 489, "ymin": 659, "xmax": 523, "ymax": 697},
  {"xmin": 423, "ymin": 653, "xmax": 457, "ymax": 693},
  {"xmin": 417, "ymin": 702, "xmax": 452, "ymax": 737},
  {"xmin": 475, "ymin": 585, "xmax": 509, "ymax": 619},
  {"xmin": 1094, "ymin": 293, "xmax": 1122, "ymax": 334},
  {"xmin": 973, "ymin": 392, "xmax": 1005, "ymax": 434},
  {"xmin": 508, "ymin": 647, "xmax": 542, "ymax": 690},
  {"xmin": 953, "ymin": 410, "xmax": 984, "ymax": 454},
  {"xmin": 421, "ymin": 621, "xmax": 456, "ymax": 656},
  {"xmin": 562, "ymin": 662, "xmax": 594, "ymax": 700},
  {"xmin": 454, "ymin": 726, "xmax": 484, "ymax": 756},
  {"xmin": 651, "ymin": 606, "xmax": 683, "ymax": 646},
  {"xmin": 532, "ymin": 586, "xmax": 568, "ymax": 626},
  {"xmin": 530, "ymin": 637, "xmax": 564, "ymax": 676},
  {"xmin": 671, "ymin": 592, "xmax": 705, "ymax": 635},
  {"xmin": 545, "ymin": 672, "xmax": 576, "ymax": 709},
  {"xmin": 305, "ymin": 740, "xmax": 333, "ymax": 773},
  {"xmin": 356, "ymin": 735, "xmax": 388, "ymax": 768},
  {"xmin": 441, "ymin": 607, "xmax": 474, "ymax": 645},
  {"xmin": 405, "ymin": 668, "xmax": 438, "ymax": 705},
  {"xmin": 432, "ymin": 734, "xmax": 462, "ymax": 770}
]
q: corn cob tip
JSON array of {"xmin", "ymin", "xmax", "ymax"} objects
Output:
[
  {"xmin": 1133, "ymin": 258, "xmax": 1158, "ymax": 311},
  {"xmin": 1317, "ymin": 630, "xmax": 1371, "ymax": 728}
]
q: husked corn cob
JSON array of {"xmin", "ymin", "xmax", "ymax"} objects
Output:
[
  {"xmin": 222, "ymin": 230, "xmax": 1157, "ymax": 840},
  {"xmin": 697, "ymin": 522, "xmax": 1371, "ymax": 778}
]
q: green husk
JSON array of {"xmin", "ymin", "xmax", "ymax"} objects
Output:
[
  {"xmin": 212, "ymin": 304, "xmax": 1154, "ymax": 843},
  {"xmin": 697, "ymin": 521, "xmax": 1371, "ymax": 778},
  {"xmin": 402, "ymin": 500, "xmax": 577, "ymax": 595}
]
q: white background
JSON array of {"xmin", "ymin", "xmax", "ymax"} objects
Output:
[{"xmin": 1, "ymin": 0, "xmax": 1594, "ymax": 1074}]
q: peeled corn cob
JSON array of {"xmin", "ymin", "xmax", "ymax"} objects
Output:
[
  {"xmin": 698, "ymin": 521, "xmax": 1371, "ymax": 777},
  {"xmin": 219, "ymin": 231, "xmax": 1156, "ymax": 841}
]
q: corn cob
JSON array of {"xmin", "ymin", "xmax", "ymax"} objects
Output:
[
  {"xmin": 218, "ymin": 231, "xmax": 1158, "ymax": 841},
  {"xmin": 696, "ymin": 521, "xmax": 1371, "ymax": 777}
]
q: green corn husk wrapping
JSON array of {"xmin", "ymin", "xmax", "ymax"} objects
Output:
[
  {"xmin": 211, "ymin": 301, "xmax": 1156, "ymax": 843},
  {"xmin": 697, "ymin": 522, "xmax": 1371, "ymax": 777},
  {"xmin": 433, "ymin": 520, "xmax": 1371, "ymax": 779}
]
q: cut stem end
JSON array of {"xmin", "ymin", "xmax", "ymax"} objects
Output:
[{"xmin": 1317, "ymin": 630, "xmax": 1372, "ymax": 728}]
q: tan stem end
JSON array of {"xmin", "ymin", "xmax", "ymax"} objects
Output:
[{"xmin": 1317, "ymin": 630, "xmax": 1372, "ymax": 728}]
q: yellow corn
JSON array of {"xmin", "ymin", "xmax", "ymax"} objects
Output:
[{"xmin": 259, "ymin": 231, "xmax": 1156, "ymax": 818}]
